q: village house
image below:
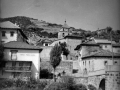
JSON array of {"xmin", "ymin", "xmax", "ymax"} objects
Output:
[
  {"xmin": 74, "ymin": 38, "xmax": 120, "ymax": 90},
  {"xmin": 0, "ymin": 41, "xmax": 43, "ymax": 79},
  {"xmin": 0, "ymin": 21, "xmax": 28, "ymax": 44},
  {"xmin": 0, "ymin": 21, "xmax": 44, "ymax": 79}
]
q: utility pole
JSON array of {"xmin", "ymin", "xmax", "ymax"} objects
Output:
[{"xmin": 110, "ymin": 31, "xmax": 114, "ymax": 65}]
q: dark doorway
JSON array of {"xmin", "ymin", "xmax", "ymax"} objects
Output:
[{"xmin": 99, "ymin": 79, "xmax": 105, "ymax": 90}]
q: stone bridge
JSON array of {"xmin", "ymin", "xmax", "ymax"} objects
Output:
[{"xmin": 74, "ymin": 65, "xmax": 120, "ymax": 90}]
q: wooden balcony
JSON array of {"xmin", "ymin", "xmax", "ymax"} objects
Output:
[{"xmin": 3, "ymin": 66, "xmax": 31, "ymax": 72}]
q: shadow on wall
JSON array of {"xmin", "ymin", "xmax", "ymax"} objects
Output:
[{"xmin": 99, "ymin": 79, "xmax": 105, "ymax": 90}]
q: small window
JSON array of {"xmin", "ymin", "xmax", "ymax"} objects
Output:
[
  {"xmin": 12, "ymin": 62, "xmax": 16, "ymax": 67},
  {"xmin": 19, "ymin": 62, "xmax": 24, "ymax": 66},
  {"xmin": 11, "ymin": 50, "xmax": 18, "ymax": 60},
  {"xmin": 85, "ymin": 61, "xmax": 86, "ymax": 66},
  {"xmin": 104, "ymin": 61, "xmax": 108, "ymax": 65},
  {"xmin": 2, "ymin": 31, "xmax": 6, "ymax": 37},
  {"xmin": 62, "ymin": 33, "xmax": 65, "ymax": 37},
  {"xmin": 45, "ymin": 43, "xmax": 48, "ymax": 46},
  {"xmin": 105, "ymin": 45, "xmax": 107, "ymax": 48},
  {"xmin": 114, "ymin": 61, "xmax": 117, "ymax": 64},
  {"xmin": 73, "ymin": 69, "xmax": 78, "ymax": 74},
  {"xmin": 10, "ymin": 31, "xmax": 14, "ymax": 37}
]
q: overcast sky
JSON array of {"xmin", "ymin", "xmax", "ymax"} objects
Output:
[{"xmin": 0, "ymin": 0, "xmax": 120, "ymax": 31}]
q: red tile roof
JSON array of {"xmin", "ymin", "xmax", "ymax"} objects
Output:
[
  {"xmin": 82, "ymin": 49, "xmax": 120, "ymax": 59},
  {"xmin": 4, "ymin": 41, "xmax": 42, "ymax": 50},
  {"xmin": 0, "ymin": 21, "xmax": 20, "ymax": 28}
]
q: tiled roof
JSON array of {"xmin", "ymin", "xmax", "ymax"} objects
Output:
[
  {"xmin": 82, "ymin": 49, "xmax": 120, "ymax": 59},
  {"xmin": 64, "ymin": 35, "xmax": 83, "ymax": 39},
  {"xmin": 0, "ymin": 21, "xmax": 19, "ymax": 28},
  {"xmin": 4, "ymin": 41, "xmax": 42, "ymax": 50},
  {"xmin": 74, "ymin": 41, "xmax": 99, "ymax": 50},
  {"xmin": 94, "ymin": 38, "xmax": 116, "ymax": 44},
  {"xmin": 113, "ymin": 44, "xmax": 120, "ymax": 47}
]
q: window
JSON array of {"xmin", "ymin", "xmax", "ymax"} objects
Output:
[
  {"xmin": 10, "ymin": 31, "xmax": 14, "ymax": 37},
  {"xmin": 62, "ymin": 33, "xmax": 65, "ymax": 37},
  {"xmin": 105, "ymin": 45, "xmax": 107, "ymax": 48},
  {"xmin": 72, "ymin": 69, "xmax": 78, "ymax": 74},
  {"xmin": 12, "ymin": 62, "xmax": 16, "ymax": 67},
  {"xmin": 19, "ymin": 62, "xmax": 24, "ymax": 66},
  {"xmin": 114, "ymin": 61, "xmax": 117, "ymax": 64},
  {"xmin": 2, "ymin": 31, "xmax": 6, "ymax": 37},
  {"xmin": 11, "ymin": 50, "xmax": 18, "ymax": 60},
  {"xmin": 104, "ymin": 61, "xmax": 108, "ymax": 65},
  {"xmin": 25, "ymin": 62, "xmax": 31, "ymax": 66},
  {"xmin": 45, "ymin": 43, "xmax": 48, "ymax": 46}
]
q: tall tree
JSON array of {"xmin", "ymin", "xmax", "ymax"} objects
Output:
[
  {"xmin": 50, "ymin": 44, "xmax": 62, "ymax": 81},
  {"xmin": 0, "ymin": 44, "xmax": 4, "ymax": 69},
  {"xmin": 59, "ymin": 42, "xmax": 69, "ymax": 60}
]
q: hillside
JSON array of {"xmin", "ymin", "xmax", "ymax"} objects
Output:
[{"xmin": 0, "ymin": 16, "xmax": 120, "ymax": 43}]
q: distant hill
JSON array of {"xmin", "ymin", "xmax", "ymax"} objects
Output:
[
  {"xmin": 0, "ymin": 16, "xmax": 64, "ymax": 38},
  {"xmin": 0, "ymin": 16, "xmax": 120, "ymax": 43}
]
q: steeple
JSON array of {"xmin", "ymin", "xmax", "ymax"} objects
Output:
[{"xmin": 63, "ymin": 20, "xmax": 69, "ymax": 28}]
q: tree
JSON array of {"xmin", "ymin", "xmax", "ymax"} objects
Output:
[
  {"xmin": 0, "ymin": 44, "xmax": 4, "ymax": 59},
  {"xmin": 0, "ymin": 44, "xmax": 4, "ymax": 69},
  {"xmin": 59, "ymin": 42, "xmax": 69, "ymax": 60},
  {"xmin": 50, "ymin": 44, "xmax": 62, "ymax": 82},
  {"xmin": 106, "ymin": 26, "xmax": 112, "ymax": 34}
]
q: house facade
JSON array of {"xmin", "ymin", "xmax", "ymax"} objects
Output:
[
  {"xmin": 75, "ymin": 41, "xmax": 120, "ymax": 90},
  {"xmin": 0, "ymin": 21, "xmax": 28, "ymax": 44},
  {"xmin": 0, "ymin": 41, "xmax": 42, "ymax": 79}
]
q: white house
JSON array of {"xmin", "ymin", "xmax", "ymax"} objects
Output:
[
  {"xmin": 0, "ymin": 21, "xmax": 28, "ymax": 44},
  {"xmin": 75, "ymin": 40, "xmax": 120, "ymax": 77},
  {"xmin": 93, "ymin": 38, "xmax": 116, "ymax": 52},
  {"xmin": 0, "ymin": 41, "xmax": 43, "ymax": 79},
  {"xmin": 81, "ymin": 49, "xmax": 120, "ymax": 77}
]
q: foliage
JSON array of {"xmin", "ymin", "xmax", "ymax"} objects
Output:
[
  {"xmin": 106, "ymin": 26, "xmax": 112, "ymax": 34},
  {"xmin": 0, "ymin": 44, "xmax": 4, "ymax": 59},
  {"xmin": 88, "ymin": 84, "xmax": 97, "ymax": 90},
  {"xmin": 0, "ymin": 78, "xmax": 48, "ymax": 90},
  {"xmin": 0, "ymin": 44, "xmax": 5, "ymax": 69},
  {"xmin": 40, "ymin": 69, "xmax": 53, "ymax": 79},
  {"xmin": 44, "ymin": 75, "xmax": 87, "ymax": 90},
  {"xmin": 50, "ymin": 44, "xmax": 62, "ymax": 69},
  {"xmin": 59, "ymin": 42, "xmax": 70, "ymax": 59},
  {"xmin": 50, "ymin": 44, "xmax": 62, "ymax": 81}
]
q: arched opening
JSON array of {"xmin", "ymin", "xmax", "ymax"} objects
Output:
[{"xmin": 99, "ymin": 79, "xmax": 105, "ymax": 90}]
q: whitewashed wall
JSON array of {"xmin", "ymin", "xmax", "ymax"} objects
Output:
[
  {"xmin": 1, "ymin": 30, "xmax": 17, "ymax": 43},
  {"xmin": 2, "ymin": 49, "xmax": 41, "ymax": 78}
]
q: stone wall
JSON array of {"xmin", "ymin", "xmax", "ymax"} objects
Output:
[
  {"xmin": 105, "ymin": 65, "xmax": 120, "ymax": 90},
  {"xmin": 88, "ymin": 75, "xmax": 105, "ymax": 89}
]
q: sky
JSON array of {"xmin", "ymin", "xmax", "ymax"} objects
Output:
[{"xmin": 0, "ymin": 0, "xmax": 120, "ymax": 31}]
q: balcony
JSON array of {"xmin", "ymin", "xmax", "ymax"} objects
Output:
[{"xmin": 4, "ymin": 66, "xmax": 31, "ymax": 72}]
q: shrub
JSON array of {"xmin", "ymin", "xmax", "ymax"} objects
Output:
[
  {"xmin": 72, "ymin": 84, "xmax": 87, "ymax": 90},
  {"xmin": 44, "ymin": 75, "xmax": 87, "ymax": 90},
  {"xmin": 88, "ymin": 84, "xmax": 97, "ymax": 90},
  {"xmin": 44, "ymin": 82, "xmax": 69, "ymax": 90},
  {"xmin": 0, "ymin": 79, "xmax": 14, "ymax": 88},
  {"xmin": 14, "ymin": 79, "xmax": 26, "ymax": 87}
]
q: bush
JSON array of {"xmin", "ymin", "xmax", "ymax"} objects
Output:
[
  {"xmin": 44, "ymin": 75, "xmax": 87, "ymax": 90},
  {"xmin": 0, "ymin": 79, "xmax": 14, "ymax": 88},
  {"xmin": 88, "ymin": 84, "xmax": 97, "ymax": 90},
  {"xmin": 0, "ymin": 78, "xmax": 48, "ymax": 90},
  {"xmin": 72, "ymin": 84, "xmax": 87, "ymax": 90},
  {"xmin": 14, "ymin": 79, "xmax": 26, "ymax": 87}
]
